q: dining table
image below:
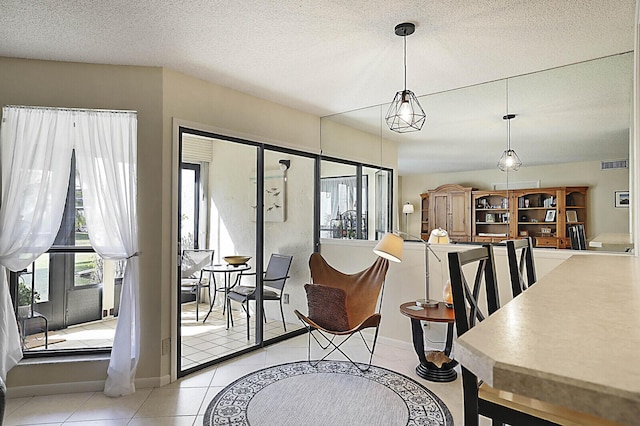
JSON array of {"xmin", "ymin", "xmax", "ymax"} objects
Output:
[
  {"xmin": 201, "ymin": 263, "xmax": 251, "ymax": 323},
  {"xmin": 454, "ymin": 254, "xmax": 640, "ymax": 424}
]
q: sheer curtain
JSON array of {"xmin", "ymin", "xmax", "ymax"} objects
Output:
[
  {"xmin": 75, "ymin": 111, "xmax": 139, "ymax": 396},
  {"xmin": 0, "ymin": 107, "xmax": 74, "ymax": 380},
  {"xmin": 0, "ymin": 106, "xmax": 139, "ymax": 396}
]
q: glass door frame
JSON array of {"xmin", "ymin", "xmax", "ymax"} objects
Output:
[{"xmin": 175, "ymin": 126, "xmax": 392, "ymax": 378}]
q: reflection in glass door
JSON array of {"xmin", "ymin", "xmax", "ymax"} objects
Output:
[
  {"xmin": 180, "ymin": 163, "xmax": 200, "ymax": 250},
  {"xmin": 178, "ymin": 131, "xmax": 259, "ymax": 376}
]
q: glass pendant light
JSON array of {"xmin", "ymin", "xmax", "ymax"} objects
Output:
[
  {"xmin": 385, "ymin": 22, "xmax": 426, "ymax": 133},
  {"xmin": 497, "ymin": 80, "xmax": 522, "ymax": 171}
]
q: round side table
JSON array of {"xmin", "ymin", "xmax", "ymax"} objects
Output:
[{"xmin": 400, "ymin": 301, "xmax": 458, "ymax": 382}]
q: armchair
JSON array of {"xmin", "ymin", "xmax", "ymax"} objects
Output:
[{"xmin": 294, "ymin": 252, "xmax": 389, "ymax": 371}]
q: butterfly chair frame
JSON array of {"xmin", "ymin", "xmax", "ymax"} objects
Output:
[
  {"xmin": 449, "ymin": 246, "xmax": 613, "ymax": 425},
  {"xmin": 506, "ymin": 237, "xmax": 537, "ymax": 298},
  {"xmin": 294, "ymin": 253, "xmax": 389, "ymax": 372}
]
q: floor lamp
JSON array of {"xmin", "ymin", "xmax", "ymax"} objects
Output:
[
  {"xmin": 402, "ymin": 202, "xmax": 414, "ymax": 235},
  {"xmin": 373, "ymin": 228, "xmax": 449, "ymax": 307}
]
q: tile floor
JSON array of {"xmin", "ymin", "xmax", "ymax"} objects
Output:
[
  {"xmin": 4, "ymin": 332, "xmax": 476, "ymax": 425},
  {"xmin": 180, "ymin": 301, "xmax": 304, "ymax": 370},
  {"xmin": 26, "ymin": 301, "xmax": 303, "ymax": 371}
]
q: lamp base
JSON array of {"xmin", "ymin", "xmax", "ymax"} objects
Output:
[{"xmin": 415, "ymin": 298, "xmax": 438, "ymax": 308}]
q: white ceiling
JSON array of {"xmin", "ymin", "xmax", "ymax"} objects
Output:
[{"xmin": 0, "ymin": 1, "xmax": 636, "ymax": 174}]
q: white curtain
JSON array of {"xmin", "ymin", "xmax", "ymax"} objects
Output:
[
  {"xmin": 0, "ymin": 107, "xmax": 74, "ymax": 380},
  {"xmin": 0, "ymin": 107, "xmax": 139, "ymax": 396},
  {"xmin": 75, "ymin": 111, "xmax": 139, "ymax": 396}
]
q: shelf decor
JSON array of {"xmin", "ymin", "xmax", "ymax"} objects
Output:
[{"xmin": 544, "ymin": 210, "xmax": 556, "ymax": 222}]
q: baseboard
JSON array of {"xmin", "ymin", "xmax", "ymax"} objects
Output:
[
  {"xmin": 7, "ymin": 374, "xmax": 171, "ymax": 398},
  {"xmin": 7, "ymin": 380, "xmax": 106, "ymax": 398}
]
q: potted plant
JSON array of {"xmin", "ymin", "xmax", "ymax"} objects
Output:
[{"xmin": 17, "ymin": 280, "xmax": 39, "ymax": 318}]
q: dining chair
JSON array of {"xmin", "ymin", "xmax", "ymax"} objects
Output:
[
  {"xmin": 180, "ymin": 249, "xmax": 215, "ymax": 321},
  {"xmin": 449, "ymin": 245, "xmax": 620, "ymax": 426},
  {"xmin": 506, "ymin": 237, "xmax": 537, "ymax": 298},
  {"xmin": 227, "ymin": 253, "xmax": 293, "ymax": 340},
  {"xmin": 294, "ymin": 252, "xmax": 389, "ymax": 371}
]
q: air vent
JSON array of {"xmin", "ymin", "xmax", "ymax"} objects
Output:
[{"xmin": 601, "ymin": 160, "xmax": 628, "ymax": 170}]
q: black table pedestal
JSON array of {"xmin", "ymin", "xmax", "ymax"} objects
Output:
[{"xmin": 409, "ymin": 317, "xmax": 458, "ymax": 383}]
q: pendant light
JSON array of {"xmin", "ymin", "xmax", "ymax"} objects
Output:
[
  {"xmin": 497, "ymin": 80, "xmax": 522, "ymax": 171},
  {"xmin": 385, "ymin": 22, "xmax": 426, "ymax": 133}
]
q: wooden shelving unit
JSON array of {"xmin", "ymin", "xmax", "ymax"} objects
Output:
[{"xmin": 472, "ymin": 190, "xmax": 510, "ymax": 243}]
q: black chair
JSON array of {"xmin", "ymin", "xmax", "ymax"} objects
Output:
[
  {"xmin": 16, "ymin": 266, "xmax": 48, "ymax": 350},
  {"xmin": 449, "ymin": 246, "xmax": 614, "ymax": 425},
  {"xmin": 180, "ymin": 249, "xmax": 215, "ymax": 321},
  {"xmin": 227, "ymin": 253, "xmax": 293, "ymax": 340},
  {"xmin": 506, "ymin": 237, "xmax": 537, "ymax": 298}
]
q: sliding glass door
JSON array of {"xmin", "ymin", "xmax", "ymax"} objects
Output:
[{"xmin": 178, "ymin": 131, "xmax": 259, "ymax": 375}]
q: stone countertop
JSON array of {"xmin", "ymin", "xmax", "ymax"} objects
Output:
[{"xmin": 455, "ymin": 254, "xmax": 640, "ymax": 424}]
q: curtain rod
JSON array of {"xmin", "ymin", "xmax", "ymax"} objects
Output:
[{"xmin": 4, "ymin": 105, "xmax": 137, "ymax": 114}]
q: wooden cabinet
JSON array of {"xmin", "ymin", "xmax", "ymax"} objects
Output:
[
  {"xmin": 424, "ymin": 185, "xmax": 588, "ymax": 248},
  {"xmin": 511, "ymin": 186, "xmax": 588, "ymax": 248},
  {"xmin": 420, "ymin": 193, "xmax": 429, "ymax": 240},
  {"xmin": 427, "ymin": 184, "xmax": 473, "ymax": 242},
  {"xmin": 562, "ymin": 187, "xmax": 588, "ymax": 248},
  {"xmin": 472, "ymin": 191, "xmax": 510, "ymax": 243},
  {"xmin": 462, "ymin": 185, "xmax": 589, "ymax": 248},
  {"xmin": 512, "ymin": 188, "xmax": 562, "ymax": 248}
]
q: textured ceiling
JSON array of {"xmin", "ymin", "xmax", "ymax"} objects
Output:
[{"xmin": 0, "ymin": 1, "xmax": 636, "ymax": 174}]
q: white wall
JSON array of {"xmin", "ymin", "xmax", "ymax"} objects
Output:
[{"xmin": 400, "ymin": 160, "xmax": 630, "ymax": 241}]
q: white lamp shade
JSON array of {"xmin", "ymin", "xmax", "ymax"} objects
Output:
[
  {"xmin": 402, "ymin": 203, "xmax": 415, "ymax": 214},
  {"xmin": 428, "ymin": 228, "xmax": 450, "ymax": 244},
  {"xmin": 373, "ymin": 232, "xmax": 403, "ymax": 262}
]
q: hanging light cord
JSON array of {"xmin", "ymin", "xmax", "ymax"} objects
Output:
[
  {"xmin": 506, "ymin": 79, "xmax": 510, "ymax": 150},
  {"xmin": 403, "ymin": 33, "xmax": 407, "ymax": 92}
]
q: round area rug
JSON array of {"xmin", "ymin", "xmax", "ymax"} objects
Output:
[{"xmin": 203, "ymin": 360, "xmax": 453, "ymax": 425}]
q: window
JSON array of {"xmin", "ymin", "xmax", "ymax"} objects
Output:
[
  {"xmin": 180, "ymin": 163, "xmax": 202, "ymax": 249},
  {"xmin": 11, "ymin": 151, "xmax": 117, "ymax": 353},
  {"xmin": 320, "ymin": 159, "xmax": 392, "ymax": 240}
]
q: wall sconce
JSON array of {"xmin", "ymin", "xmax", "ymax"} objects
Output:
[{"xmin": 279, "ymin": 159, "xmax": 290, "ymax": 171}]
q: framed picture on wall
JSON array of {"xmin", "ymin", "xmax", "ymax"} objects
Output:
[
  {"xmin": 615, "ymin": 191, "xmax": 629, "ymax": 208},
  {"xmin": 544, "ymin": 210, "xmax": 556, "ymax": 222}
]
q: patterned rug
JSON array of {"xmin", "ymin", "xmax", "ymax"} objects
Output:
[{"xmin": 203, "ymin": 360, "xmax": 453, "ymax": 425}]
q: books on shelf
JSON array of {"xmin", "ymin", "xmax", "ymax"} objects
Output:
[{"xmin": 478, "ymin": 233, "xmax": 508, "ymax": 237}]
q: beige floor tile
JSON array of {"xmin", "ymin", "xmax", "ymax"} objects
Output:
[
  {"xmin": 126, "ymin": 416, "xmax": 197, "ymax": 426},
  {"xmin": 4, "ymin": 392, "xmax": 93, "ymax": 425},
  {"xmin": 134, "ymin": 388, "xmax": 205, "ymax": 418},
  {"xmin": 197, "ymin": 387, "xmax": 223, "ymax": 416},
  {"xmin": 64, "ymin": 419, "xmax": 130, "ymax": 425},
  {"xmin": 4, "ymin": 396, "xmax": 31, "ymax": 417},
  {"xmin": 65, "ymin": 388, "xmax": 152, "ymax": 422}
]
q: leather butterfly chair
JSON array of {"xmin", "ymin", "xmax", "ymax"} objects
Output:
[
  {"xmin": 506, "ymin": 237, "xmax": 537, "ymax": 298},
  {"xmin": 294, "ymin": 252, "xmax": 389, "ymax": 371},
  {"xmin": 449, "ymin": 245, "xmax": 618, "ymax": 426}
]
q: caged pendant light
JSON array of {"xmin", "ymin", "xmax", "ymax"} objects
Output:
[
  {"xmin": 497, "ymin": 80, "xmax": 522, "ymax": 171},
  {"xmin": 385, "ymin": 22, "xmax": 426, "ymax": 133}
]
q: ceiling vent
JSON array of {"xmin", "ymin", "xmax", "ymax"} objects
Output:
[{"xmin": 601, "ymin": 159, "xmax": 628, "ymax": 170}]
